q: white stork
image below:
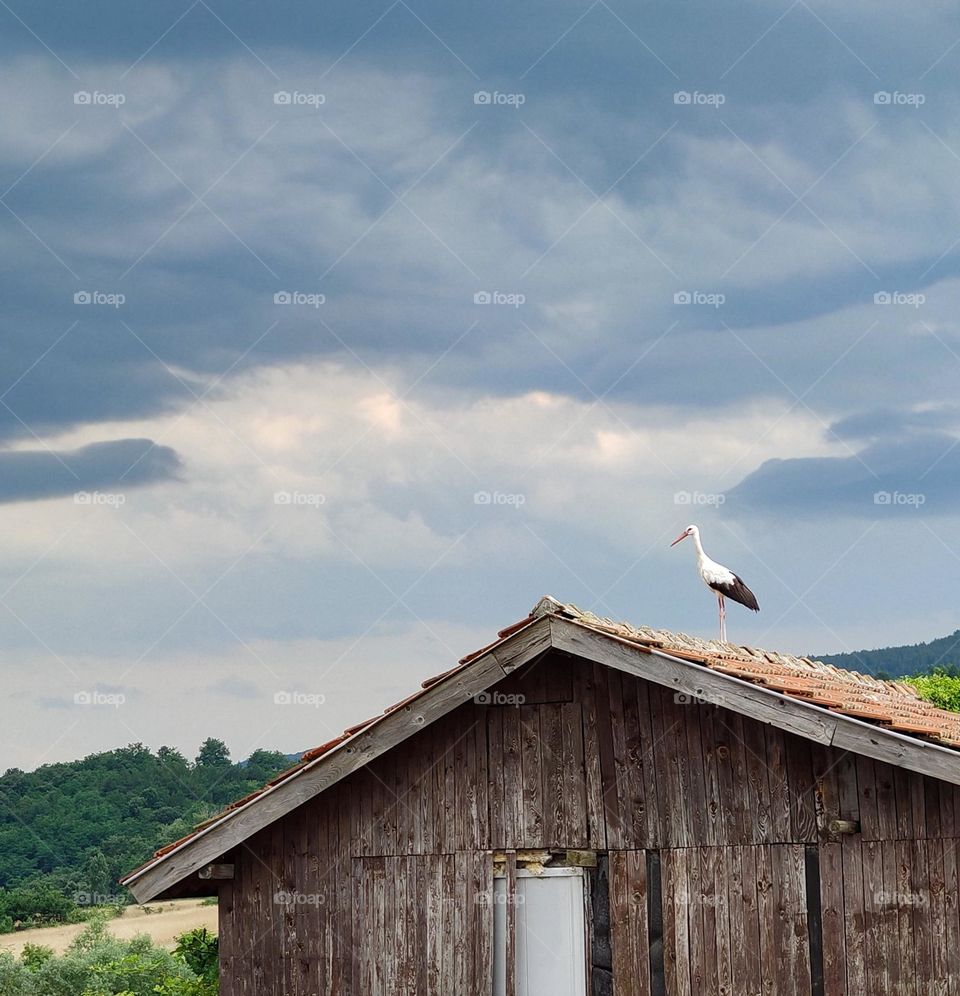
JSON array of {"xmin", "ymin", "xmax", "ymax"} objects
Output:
[{"xmin": 670, "ymin": 524, "xmax": 759, "ymax": 642}]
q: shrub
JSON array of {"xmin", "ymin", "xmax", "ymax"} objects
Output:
[
  {"xmin": 904, "ymin": 667, "xmax": 960, "ymax": 712},
  {"xmin": 154, "ymin": 978, "xmax": 218, "ymax": 996},
  {"xmin": 29, "ymin": 921, "xmax": 188, "ymax": 996},
  {"xmin": 171, "ymin": 927, "xmax": 218, "ymax": 983},
  {"xmin": 0, "ymin": 952, "xmax": 34, "ymax": 996},
  {"xmin": 0, "ymin": 919, "xmax": 217, "ymax": 996},
  {"xmin": 20, "ymin": 943, "xmax": 54, "ymax": 971},
  {"xmin": 73, "ymin": 948, "xmax": 186, "ymax": 996},
  {"xmin": 0, "ymin": 883, "xmax": 76, "ymax": 928}
]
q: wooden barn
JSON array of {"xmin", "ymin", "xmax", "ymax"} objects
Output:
[{"xmin": 122, "ymin": 596, "xmax": 960, "ymax": 995}]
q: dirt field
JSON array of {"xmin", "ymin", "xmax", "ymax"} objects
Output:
[{"xmin": 0, "ymin": 898, "xmax": 218, "ymax": 957}]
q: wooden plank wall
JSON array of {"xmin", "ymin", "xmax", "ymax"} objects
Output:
[
  {"xmin": 656, "ymin": 844, "xmax": 808, "ymax": 996},
  {"xmin": 219, "ymin": 650, "xmax": 960, "ymax": 995},
  {"xmin": 820, "ymin": 836, "xmax": 960, "ymax": 996}
]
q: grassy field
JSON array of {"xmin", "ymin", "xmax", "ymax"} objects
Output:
[{"xmin": 0, "ymin": 898, "xmax": 218, "ymax": 957}]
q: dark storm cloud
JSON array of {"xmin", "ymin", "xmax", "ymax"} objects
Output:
[
  {"xmin": 0, "ymin": 438, "xmax": 180, "ymax": 503},
  {"xmin": 829, "ymin": 406, "xmax": 960, "ymax": 443},
  {"xmin": 725, "ymin": 430, "xmax": 960, "ymax": 517},
  {"xmin": 1, "ymin": 0, "xmax": 960, "ymax": 475}
]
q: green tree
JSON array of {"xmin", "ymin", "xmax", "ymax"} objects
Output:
[
  {"xmin": 0, "ymin": 738, "xmax": 294, "ymax": 904},
  {"xmin": 79, "ymin": 850, "xmax": 113, "ymax": 903},
  {"xmin": 194, "ymin": 740, "xmax": 230, "ymax": 769}
]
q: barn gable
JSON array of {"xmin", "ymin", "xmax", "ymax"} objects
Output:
[
  {"xmin": 202, "ymin": 634, "xmax": 960, "ymax": 994},
  {"xmin": 122, "ymin": 596, "xmax": 960, "ymax": 904}
]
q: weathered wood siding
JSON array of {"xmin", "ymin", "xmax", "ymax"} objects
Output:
[{"xmin": 219, "ymin": 650, "xmax": 960, "ymax": 995}]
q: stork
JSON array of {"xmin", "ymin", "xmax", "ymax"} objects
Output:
[{"xmin": 670, "ymin": 524, "xmax": 759, "ymax": 642}]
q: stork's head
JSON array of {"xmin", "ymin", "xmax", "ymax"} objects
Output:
[{"xmin": 670, "ymin": 524, "xmax": 699, "ymax": 547}]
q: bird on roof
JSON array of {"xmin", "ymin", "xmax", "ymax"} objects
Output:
[{"xmin": 670, "ymin": 524, "xmax": 759, "ymax": 643}]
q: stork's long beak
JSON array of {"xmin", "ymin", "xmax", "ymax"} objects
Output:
[{"xmin": 670, "ymin": 531, "xmax": 688, "ymax": 547}]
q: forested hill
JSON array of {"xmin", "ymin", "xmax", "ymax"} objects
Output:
[
  {"xmin": 0, "ymin": 740, "xmax": 296, "ymax": 895},
  {"xmin": 813, "ymin": 630, "xmax": 960, "ymax": 678}
]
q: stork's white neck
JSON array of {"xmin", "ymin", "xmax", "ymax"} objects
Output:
[{"xmin": 689, "ymin": 528, "xmax": 706, "ymax": 559}]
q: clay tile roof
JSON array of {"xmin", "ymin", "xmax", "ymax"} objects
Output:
[{"xmin": 127, "ymin": 596, "xmax": 960, "ymax": 878}]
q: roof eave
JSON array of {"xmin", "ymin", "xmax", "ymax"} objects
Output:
[{"xmin": 121, "ymin": 613, "xmax": 553, "ymax": 902}]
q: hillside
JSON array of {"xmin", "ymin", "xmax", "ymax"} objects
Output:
[
  {"xmin": 813, "ymin": 630, "xmax": 960, "ymax": 678},
  {"xmin": 0, "ymin": 740, "xmax": 296, "ymax": 897}
]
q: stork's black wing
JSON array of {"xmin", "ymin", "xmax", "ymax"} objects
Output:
[{"xmin": 709, "ymin": 574, "xmax": 760, "ymax": 612}]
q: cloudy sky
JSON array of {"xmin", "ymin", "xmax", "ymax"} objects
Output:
[{"xmin": 2, "ymin": 0, "xmax": 960, "ymax": 770}]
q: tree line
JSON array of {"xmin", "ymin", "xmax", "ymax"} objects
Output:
[{"xmin": 0, "ymin": 739, "xmax": 294, "ymax": 931}]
